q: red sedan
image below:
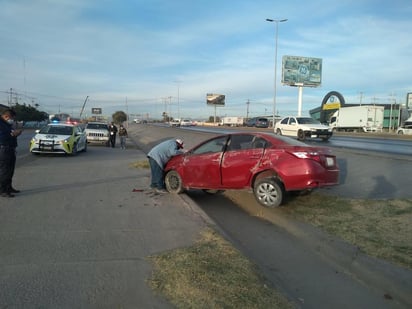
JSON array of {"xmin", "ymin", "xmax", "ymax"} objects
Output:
[{"xmin": 164, "ymin": 132, "xmax": 339, "ymax": 207}]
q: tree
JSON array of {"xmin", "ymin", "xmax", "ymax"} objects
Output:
[
  {"xmin": 112, "ymin": 111, "xmax": 127, "ymax": 124},
  {"xmin": 208, "ymin": 116, "xmax": 221, "ymax": 123},
  {"xmin": 10, "ymin": 103, "xmax": 48, "ymax": 122}
]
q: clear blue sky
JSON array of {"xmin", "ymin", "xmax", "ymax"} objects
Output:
[{"xmin": 1, "ymin": 0, "xmax": 411, "ymax": 120}]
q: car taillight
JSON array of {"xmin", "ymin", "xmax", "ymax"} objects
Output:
[
  {"xmin": 292, "ymin": 151, "xmax": 321, "ymax": 162},
  {"xmin": 291, "ymin": 151, "xmax": 336, "ymax": 168}
]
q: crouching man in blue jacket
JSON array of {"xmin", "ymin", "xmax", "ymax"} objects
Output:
[{"xmin": 147, "ymin": 138, "xmax": 184, "ymax": 194}]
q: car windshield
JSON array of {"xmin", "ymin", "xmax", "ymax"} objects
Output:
[
  {"xmin": 297, "ymin": 117, "xmax": 320, "ymax": 124},
  {"xmin": 40, "ymin": 125, "xmax": 73, "ymax": 135},
  {"xmin": 87, "ymin": 123, "xmax": 108, "ymax": 130},
  {"xmin": 265, "ymin": 133, "xmax": 308, "ymax": 146},
  {"xmin": 403, "ymin": 121, "xmax": 412, "ymax": 128}
]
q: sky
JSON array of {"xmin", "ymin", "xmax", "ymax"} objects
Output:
[{"xmin": 1, "ymin": 0, "xmax": 411, "ymax": 121}]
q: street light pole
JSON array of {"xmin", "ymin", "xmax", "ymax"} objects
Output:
[
  {"xmin": 174, "ymin": 80, "xmax": 181, "ymax": 120},
  {"xmin": 266, "ymin": 18, "xmax": 287, "ymax": 128}
]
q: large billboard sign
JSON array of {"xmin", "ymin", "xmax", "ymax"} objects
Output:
[
  {"xmin": 407, "ymin": 92, "xmax": 412, "ymax": 109},
  {"xmin": 282, "ymin": 55, "xmax": 322, "ymax": 87},
  {"xmin": 206, "ymin": 93, "xmax": 225, "ymax": 106},
  {"xmin": 91, "ymin": 107, "xmax": 102, "ymax": 114}
]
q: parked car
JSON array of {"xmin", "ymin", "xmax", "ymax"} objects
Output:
[
  {"xmin": 164, "ymin": 132, "xmax": 339, "ymax": 208},
  {"xmin": 29, "ymin": 123, "xmax": 87, "ymax": 155},
  {"xmin": 84, "ymin": 122, "xmax": 110, "ymax": 144},
  {"xmin": 396, "ymin": 119, "xmax": 412, "ymax": 135},
  {"xmin": 275, "ymin": 116, "xmax": 333, "ymax": 141},
  {"xmin": 245, "ymin": 117, "xmax": 269, "ymax": 128}
]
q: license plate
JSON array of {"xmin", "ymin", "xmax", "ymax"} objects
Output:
[{"xmin": 326, "ymin": 157, "xmax": 335, "ymax": 167}]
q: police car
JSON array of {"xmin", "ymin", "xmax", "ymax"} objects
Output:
[{"xmin": 30, "ymin": 122, "xmax": 87, "ymax": 155}]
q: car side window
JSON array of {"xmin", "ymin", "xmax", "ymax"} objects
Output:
[
  {"xmin": 289, "ymin": 118, "xmax": 296, "ymax": 125},
  {"xmin": 252, "ymin": 137, "xmax": 267, "ymax": 149},
  {"xmin": 228, "ymin": 134, "xmax": 258, "ymax": 150},
  {"xmin": 192, "ymin": 136, "xmax": 228, "ymax": 155},
  {"xmin": 281, "ymin": 117, "xmax": 289, "ymax": 125}
]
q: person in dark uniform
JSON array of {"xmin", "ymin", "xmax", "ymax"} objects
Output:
[
  {"xmin": 0, "ymin": 108, "xmax": 22, "ymax": 198},
  {"xmin": 108, "ymin": 122, "xmax": 118, "ymax": 148}
]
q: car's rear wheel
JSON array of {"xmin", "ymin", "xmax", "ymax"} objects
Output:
[
  {"xmin": 297, "ymin": 130, "xmax": 305, "ymax": 141},
  {"xmin": 276, "ymin": 128, "xmax": 282, "ymax": 135},
  {"xmin": 165, "ymin": 170, "xmax": 184, "ymax": 194},
  {"xmin": 253, "ymin": 178, "xmax": 284, "ymax": 208}
]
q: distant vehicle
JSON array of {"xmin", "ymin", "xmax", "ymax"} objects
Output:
[
  {"xmin": 84, "ymin": 122, "xmax": 110, "ymax": 145},
  {"xmin": 275, "ymin": 116, "xmax": 333, "ymax": 141},
  {"xmin": 220, "ymin": 116, "xmax": 244, "ymax": 127},
  {"xmin": 397, "ymin": 118, "xmax": 412, "ymax": 135},
  {"xmin": 30, "ymin": 123, "xmax": 87, "ymax": 155},
  {"xmin": 180, "ymin": 119, "xmax": 193, "ymax": 127},
  {"xmin": 133, "ymin": 119, "xmax": 141, "ymax": 124},
  {"xmin": 245, "ymin": 117, "xmax": 269, "ymax": 128},
  {"xmin": 329, "ymin": 105, "xmax": 384, "ymax": 132},
  {"xmin": 164, "ymin": 132, "xmax": 339, "ymax": 208},
  {"xmin": 169, "ymin": 119, "xmax": 181, "ymax": 127}
]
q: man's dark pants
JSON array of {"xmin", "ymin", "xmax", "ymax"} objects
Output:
[
  {"xmin": 0, "ymin": 146, "xmax": 15, "ymax": 194},
  {"xmin": 148, "ymin": 157, "xmax": 164, "ymax": 189}
]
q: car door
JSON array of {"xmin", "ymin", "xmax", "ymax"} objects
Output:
[
  {"xmin": 75, "ymin": 126, "xmax": 86, "ymax": 149},
  {"xmin": 181, "ymin": 136, "xmax": 229, "ymax": 188},
  {"xmin": 283, "ymin": 117, "xmax": 297, "ymax": 136},
  {"xmin": 221, "ymin": 134, "xmax": 266, "ymax": 188}
]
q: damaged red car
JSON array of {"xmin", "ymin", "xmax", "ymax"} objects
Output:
[{"xmin": 164, "ymin": 132, "xmax": 339, "ymax": 207}]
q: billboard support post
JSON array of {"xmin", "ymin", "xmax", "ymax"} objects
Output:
[{"xmin": 298, "ymin": 85, "xmax": 304, "ymax": 117}]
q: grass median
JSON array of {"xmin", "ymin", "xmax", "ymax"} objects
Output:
[
  {"xmin": 227, "ymin": 190, "xmax": 412, "ymax": 270},
  {"xmin": 148, "ymin": 228, "xmax": 294, "ymax": 308},
  {"xmin": 282, "ymin": 193, "xmax": 412, "ymax": 270}
]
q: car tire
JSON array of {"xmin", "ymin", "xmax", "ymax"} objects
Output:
[
  {"xmin": 297, "ymin": 130, "xmax": 306, "ymax": 141},
  {"xmin": 165, "ymin": 170, "xmax": 184, "ymax": 194},
  {"xmin": 253, "ymin": 178, "xmax": 284, "ymax": 208},
  {"xmin": 276, "ymin": 128, "xmax": 282, "ymax": 135}
]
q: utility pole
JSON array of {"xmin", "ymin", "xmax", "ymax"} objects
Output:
[
  {"xmin": 8, "ymin": 88, "xmax": 13, "ymax": 106},
  {"xmin": 246, "ymin": 99, "xmax": 250, "ymax": 120}
]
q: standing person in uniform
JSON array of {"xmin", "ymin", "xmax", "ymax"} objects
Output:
[
  {"xmin": 0, "ymin": 108, "xmax": 22, "ymax": 198},
  {"xmin": 147, "ymin": 138, "xmax": 184, "ymax": 194},
  {"xmin": 108, "ymin": 122, "xmax": 118, "ymax": 148},
  {"xmin": 118, "ymin": 124, "xmax": 128, "ymax": 149}
]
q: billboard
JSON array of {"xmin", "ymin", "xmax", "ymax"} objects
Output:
[
  {"xmin": 91, "ymin": 107, "xmax": 102, "ymax": 114},
  {"xmin": 206, "ymin": 93, "xmax": 225, "ymax": 106},
  {"xmin": 282, "ymin": 55, "xmax": 322, "ymax": 87}
]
